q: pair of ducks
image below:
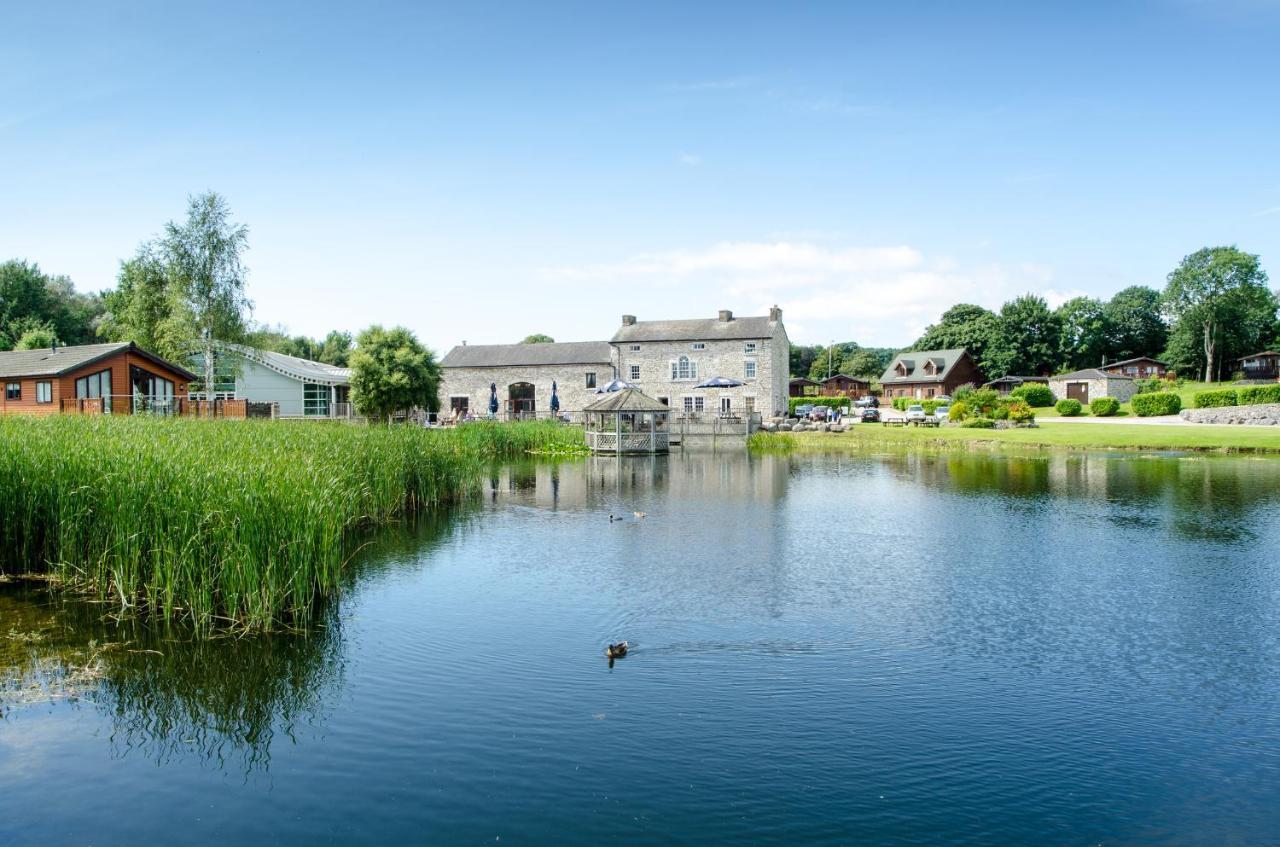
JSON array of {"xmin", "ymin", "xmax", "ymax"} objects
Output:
[{"xmin": 608, "ymin": 511, "xmax": 646, "ymax": 522}]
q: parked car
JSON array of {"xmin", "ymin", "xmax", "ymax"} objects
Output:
[
  {"xmin": 854, "ymin": 397, "xmax": 872, "ymax": 408},
  {"xmin": 793, "ymin": 404, "xmax": 813, "ymax": 419},
  {"xmin": 905, "ymin": 404, "xmax": 927, "ymax": 423},
  {"xmin": 934, "ymin": 395, "xmax": 951, "ymax": 404},
  {"xmin": 934, "ymin": 404, "xmax": 950, "ymax": 421},
  {"xmin": 861, "ymin": 407, "xmax": 880, "ymax": 423},
  {"xmin": 809, "ymin": 406, "xmax": 830, "ymax": 421}
]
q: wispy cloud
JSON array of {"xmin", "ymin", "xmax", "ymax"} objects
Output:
[
  {"xmin": 1251, "ymin": 204, "xmax": 1280, "ymax": 217},
  {"xmin": 540, "ymin": 240, "xmax": 1056, "ymax": 345},
  {"xmin": 677, "ymin": 151, "xmax": 701, "ymax": 167}
]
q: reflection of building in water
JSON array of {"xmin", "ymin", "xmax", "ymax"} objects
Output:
[{"xmin": 484, "ymin": 453, "xmax": 790, "ymax": 512}]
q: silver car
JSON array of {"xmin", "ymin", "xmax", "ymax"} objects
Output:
[{"xmin": 905, "ymin": 404, "xmax": 927, "ymax": 423}]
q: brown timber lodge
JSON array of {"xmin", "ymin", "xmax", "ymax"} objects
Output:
[{"xmin": 0, "ymin": 342, "xmax": 195, "ymax": 416}]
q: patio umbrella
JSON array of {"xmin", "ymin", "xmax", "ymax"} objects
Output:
[
  {"xmin": 488, "ymin": 382, "xmax": 499, "ymax": 416},
  {"xmin": 594, "ymin": 378, "xmax": 632, "ymax": 393},
  {"xmin": 694, "ymin": 376, "xmax": 745, "ymax": 388},
  {"xmin": 550, "ymin": 381, "xmax": 560, "ymax": 412}
]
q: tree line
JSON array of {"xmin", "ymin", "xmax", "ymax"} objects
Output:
[
  {"xmin": 2, "ymin": 192, "xmax": 439, "ymax": 420},
  {"xmin": 790, "ymin": 246, "xmax": 1276, "ymax": 384}
]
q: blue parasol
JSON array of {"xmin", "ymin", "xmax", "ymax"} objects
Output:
[
  {"xmin": 550, "ymin": 381, "xmax": 560, "ymax": 412},
  {"xmin": 694, "ymin": 376, "xmax": 745, "ymax": 388},
  {"xmin": 488, "ymin": 382, "xmax": 499, "ymax": 416}
]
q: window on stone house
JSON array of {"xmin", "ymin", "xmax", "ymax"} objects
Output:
[
  {"xmin": 691, "ymin": 342, "xmax": 706, "ymax": 350},
  {"xmin": 744, "ymin": 342, "xmax": 756, "ymax": 353},
  {"xmin": 745, "ymin": 361, "xmax": 757, "ymax": 379},
  {"xmin": 629, "ymin": 364, "xmax": 640, "ymax": 381},
  {"xmin": 585, "ymin": 372, "xmax": 596, "ymax": 388}
]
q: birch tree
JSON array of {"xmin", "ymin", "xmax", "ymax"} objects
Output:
[{"xmin": 1163, "ymin": 247, "xmax": 1270, "ymax": 383}]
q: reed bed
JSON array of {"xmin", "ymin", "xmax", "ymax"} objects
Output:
[{"xmin": 0, "ymin": 417, "xmax": 583, "ymax": 631}]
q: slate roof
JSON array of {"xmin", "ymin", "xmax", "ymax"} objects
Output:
[
  {"xmin": 985, "ymin": 375, "xmax": 1049, "ymax": 385},
  {"xmin": 821, "ymin": 374, "xmax": 870, "ymax": 385},
  {"xmin": 224, "ymin": 344, "xmax": 351, "ymax": 384},
  {"xmin": 879, "ymin": 349, "xmax": 968, "ymax": 385},
  {"xmin": 611, "ymin": 315, "xmax": 775, "ymax": 343},
  {"xmin": 582, "ymin": 387, "xmax": 670, "ymax": 413},
  {"xmin": 0, "ymin": 342, "xmax": 197, "ymax": 380},
  {"xmin": 1238, "ymin": 350, "xmax": 1280, "ymax": 360},
  {"xmin": 1105, "ymin": 357, "xmax": 1167, "ymax": 368},
  {"xmin": 1051, "ymin": 368, "xmax": 1133, "ymax": 381},
  {"xmin": 440, "ymin": 341, "xmax": 612, "ymax": 368}
]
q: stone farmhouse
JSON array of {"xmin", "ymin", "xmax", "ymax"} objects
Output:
[{"xmin": 438, "ymin": 307, "xmax": 789, "ymax": 419}]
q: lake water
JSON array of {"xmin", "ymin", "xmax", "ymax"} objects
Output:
[{"xmin": 4, "ymin": 451, "xmax": 1280, "ymax": 845}]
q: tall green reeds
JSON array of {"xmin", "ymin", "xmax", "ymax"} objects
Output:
[{"xmin": 0, "ymin": 417, "xmax": 583, "ymax": 631}]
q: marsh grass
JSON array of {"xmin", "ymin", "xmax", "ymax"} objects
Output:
[{"xmin": 0, "ymin": 417, "xmax": 583, "ymax": 631}]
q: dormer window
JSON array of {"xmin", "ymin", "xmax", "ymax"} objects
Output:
[
  {"xmin": 923, "ymin": 361, "xmax": 935, "ymax": 375},
  {"xmin": 895, "ymin": 362, "xmax": 909, "ymax": 376}
]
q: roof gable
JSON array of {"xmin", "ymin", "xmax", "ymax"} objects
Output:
[
  {"xmin": 880, "ymin": 349, "xmax": 968, "ymax": 384},
  {"xmin": 0, "ymin": 342, "xmax": 196, "ymax": 381}
]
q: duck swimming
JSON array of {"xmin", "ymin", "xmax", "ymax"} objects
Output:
[
  {"xmin": 605, "ymin": 641, "xmax": 629, "ymax": 659},
  {"xmin": 633, "ymin": 511, "xmax": 646, "ymax": 519}
]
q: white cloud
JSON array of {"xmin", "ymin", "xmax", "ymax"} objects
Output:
[
  {"xmin": 1252, "ymin": 204, "xmax": 1280, "ymax": 217},
  {"xmin": 677, "ymin": 151, "xmax": 701, "ymax": 167},
  {"xmin": 539, "ymin": 241, "xmax": 1058, "ymax": 346}
]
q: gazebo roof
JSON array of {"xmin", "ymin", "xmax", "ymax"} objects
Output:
[{"xmin": 582, "ymin": 387, "xmax": 670, "ymax": 413}]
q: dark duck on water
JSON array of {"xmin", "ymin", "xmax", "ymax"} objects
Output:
[{"xmin": 605, "ymin": 641, "xmax": 628, "ymax": 659}]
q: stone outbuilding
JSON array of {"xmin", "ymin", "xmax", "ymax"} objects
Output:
[
  {"xmin": 438, "ymin": 341, "xmax": 614, "ymax": 419},
  {"xmin": 1047, "ymin": 369, "xmax": 1137, "ymax": 405}
]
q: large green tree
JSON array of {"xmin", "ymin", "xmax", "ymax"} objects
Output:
[
  {"xmin": 101, "ymin": 248, "xmax": 189, "ymax": 359},
  {"xmin": 985, "ymin": 295, "xmax": 1062, "ymax": 378},
  {"xmin": 1055, "ymin": 296, "xmax": 1111, "ymax": 371},
  {"xmin": 350, "ymin": 325, "xmax": 440, "ymax": 421},
  {"xmin": 1162, "ymin": 246, "xmax": 1273, "ymax": 382},
  {"xmin": 789, "ymin": 343, "xmax": 823, "ymax": 378},
  {"xmin": 318, "ymin": 330, "xmax": 353, "ymax": 366},
  {"xmin": 913, "ymin": 303, "xmax": 1002, "ymax": 369},
  {"xmin": 161, "ymin": 192, "xmax": 252, "ymax": 398},
  {"xmin": 1102, "ymin": 285, "xmax": 1167, "ymax": 362},
  {"xmin": 0, "ymin": 260, "xmax": 105, "ymax": 350},
  {"xmin": 521, "ymin": 333, "xmax": 555, "ymax": 344},
  {"xmin": 842, "ymin": 349, "xmax": 885, "ymax": 379}
]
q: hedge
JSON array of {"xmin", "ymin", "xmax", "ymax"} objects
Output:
[
  {"xmin": 789, "ymin": 396, "xmax": 853, "ymax": 414},
  {"xmin": 1090, "ymin": 397, "xmax": 1119, "ymax": 417},
  {"xmin": 1194, "ymin": 389, "xmax": 1237, "ymax": 408},
  {"xmin": 1131, "ymin": 391, "xmax": 1182, "ymax": 416},
  {"xmin": 1009, "ymin": 384, "xmax": 1055, "ymax": 407},
  {"xmin": 1238, "ymin": 384, "xmax": 1280, "ymax": 405},
  {"xmin": 960, "ymin": 418, "xmax": 995, "ymax": 428},
  {"xmin": 1055, "ymin": 398, "xmax": 1082, "ymax": 416}
]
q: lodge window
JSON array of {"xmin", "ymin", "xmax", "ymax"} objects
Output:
[
  {"xmin": 585, "ymin": 372, "xmax": 596, "ymax": 389},
  {"xmin": 745, "ymin": 361, "xmax": 757, "ymax": 380},
  {"xmin": 303, "ymin": 383, "xmax": 330, "ymax": 417},
  {"xmin": 36, "ymin": 381, "xmax": 51, "ymax": 404},
  {"xmin": 75, "ymin": 368, "xmax": 113, "ymax": 413},
  {"xmin": 5, "ymin": 382, "xmax": 19, "ymax": 400},
  {"xmin": 671, "ymin": 356, "xmax": 698, "ymax": 381},
  {"xmin": 629, "ymin": 364, "xmax": 641, "ymax": 381}
]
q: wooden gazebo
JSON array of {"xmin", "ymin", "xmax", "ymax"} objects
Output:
[{"xmin": 582, "ymin": 388, "xmax": 670, "ymax": 454}]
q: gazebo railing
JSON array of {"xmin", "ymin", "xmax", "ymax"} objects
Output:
[{"xmin": 586, "ymin": 430, "xmax": 669, "ymax": 453}]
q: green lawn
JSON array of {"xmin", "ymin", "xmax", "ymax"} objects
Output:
[
  {"xmin": 783, "ymin": 420, "xmax": 1280, "ymax": 454},
  {"xmin": 1032, "ymin": 382, "xmax": 1229, "ymax": 418}
]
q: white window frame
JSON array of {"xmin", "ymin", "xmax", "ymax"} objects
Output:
[
  {"xmin": 671, "ymin": 356, "xmax": 698, "ymax": 381},
  {"xmin": 629, "ymin": 344, "xmax": 640, "ymax": 352},
  {"xmin": 691, "ymin": 342, "xmax": 706, "ymax": 351},
  {"xmin": 36, "ymin": 381, "xmax": 52, "ymax": 404},
  {"xmin": 744, "ymin": 342, "xmax": 757, "ymax": 353},
  {"xmin": 744, "ymin": 360, "xmax": 757, "ymax": 380},
  {"xmin": 629, "ymin": 364, "xmax": 641, "ymax": 381},
  {"xmin": 694, "ymin": 396, "xmax": 705, "ymax": 413}
]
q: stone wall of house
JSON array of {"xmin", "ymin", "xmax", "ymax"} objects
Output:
[
  {"xmin": 1180, "ymin": 403, "xmax": 1280, "ymax": 426},
  {"xmin": 613, "ymin": 325, "xmax": 788, "ymax": 418},
  {"xmin": 1047, "ymin": 377, "xmax": 1138, "ymax": 404},
  {"xmin": 438, "ymin": 362, "xmax": 613, "ymax": 417}
]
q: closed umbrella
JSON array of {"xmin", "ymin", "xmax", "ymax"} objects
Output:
[
  {"xmin": 488, "ymin": 382, "xmax": 499, "ymax": 417},
  {"xmin": 550, "ymin": 381, "xmax": 560, "ymax": 413}
]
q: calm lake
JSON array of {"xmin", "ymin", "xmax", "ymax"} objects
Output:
[{"xmin": 3, "ymin": 451, "xmax": 1280, "ymax": 845}]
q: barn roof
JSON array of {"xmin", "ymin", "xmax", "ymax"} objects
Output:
[
  {"xmin": 440, "ymin": 341, "xmax": 612, "ymax": 368},
  {"xmin": 611, "ymin": 315, "xmax": 775, "ymax": 343},
  {"xmin": 1051, "ymin": 368, "xmax": 1134, "ymax": 381}
]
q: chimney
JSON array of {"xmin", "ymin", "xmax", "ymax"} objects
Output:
[
  {"xmin": 621, "ymin": 315, "xmax": 636, "ymax": 326},
  {"xmin": 462, "ymin": 340, "xmax": 467, "ymax": 346},
  {"xmin": 769, "ymin": 305, "xmax": 782, "ymax": 322},
  {"xmin": 718, "ymin": 309, "xmax": 733, "ymax": 322}
]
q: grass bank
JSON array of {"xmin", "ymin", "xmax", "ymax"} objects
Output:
[
  {"xmin": 759, "ymin": 421, "xmax": 1280, "ymax": 454},
  {"xmin": 0, "ymin": 417, "xmax": 584, "ymax": 631}
]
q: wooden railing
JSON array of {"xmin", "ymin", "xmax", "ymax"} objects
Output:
[{"xmin": 586, "ymin": 430, "xmax": 670, "ymax": 453}]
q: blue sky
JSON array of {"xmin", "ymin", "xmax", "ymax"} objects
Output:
[{"xmin": 2, "ymin": 1, "xmax": 1278, "ymax": 348}]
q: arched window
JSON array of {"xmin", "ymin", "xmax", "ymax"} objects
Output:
[{"xmin": 677, "ymin": 356, "xmax": 690, "ymax": 380}]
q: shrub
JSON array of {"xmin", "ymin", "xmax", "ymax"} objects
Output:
[
  {"xmin": 1009, "ymin": 384, "xmax": 1054, "ymax": 407},
  {"xmin": 1007, "ymin": 399, "xmax": 1036, "ymax": 423},
  {"xmin": 890, "ymin": 398, "xmax": 943, "ymax": 414},
  {"xmin": 948, "ymin": 401, "xmax": 968, "ymax": 421},
  {"xmin": 952, "ymin": 383, "xmax": 976, "ymax": 403},
  {"xmin": 960, "ymin": 417, "xmax": 995, "ymax": 428},
  {"xmin": 1194, "ymin": 389, "xmax": 1237, "ymax": 408},
  {"xmin": 1238, "ymin": 384, "xmax": 1280, "ymax": 405},
  {"xmin": 1131, "ymin": 391, "xmax": 1182, "ymax": 416},
  {"xmin": 992, "ymin": 405, "xmax": 1010, "ymax": 420},
  {"xmin": 967, "ymin": 388, "xmax": 1001, "ymax": 416},
  {"xmin": 1055, "ymin": 398, "xmax": 1083, "ymax": 416},
  {"xmin": 1089, "ymin": 397, "xmax": 1120, "ymax": 417}
]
